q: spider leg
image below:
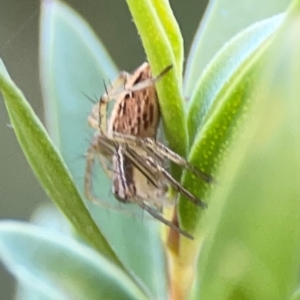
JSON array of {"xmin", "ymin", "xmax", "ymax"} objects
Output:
[
  {"xmin": 124, "ymin": 146, "xmax": 161, "ymax": 189},
  {"xmin": 144, "ymin": 156, "xmax": 207, "ymax": 209},
  {"xmin": 111, "ymin": 132, "xmax": 212, "ymax": 183},
  {"xmin": 137, "ymin": 200, "xmax": 193, "ymax": 240},
  {"xmin": 118, "ymin": 145, "xmax": 171, "ymax": 209},
  {"xmin": 84, "ymin": 136, "xmax": 111, "ymax": 206},
  {"xmin": 123, "ymin": 64, "xmax": 173, "ymax": 93},
  {"xmin": 123, "ymin": 144, "xmax": 207, "ymax": 208},
  {"xmin": 142, "ymin": 138, "xmax": 213, "ymax": 183},
  {"xmin": 113, "ymin": 144, "xmax": 193, "ymax": 239},
  {"xmin": 84, "ymin": 135, "xmax": 129, "ymax": 212},
  {"xmin": 95, "ymin": 136, "xmax": 115, "ymax": 178},
  {"xmin": 112, "ymin": 144, "xmax": 137, "ymax": 202}
]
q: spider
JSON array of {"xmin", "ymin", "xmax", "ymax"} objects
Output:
[{"xmin": 84, "ymin": 62, "xmax": 211, "ymax": 239}]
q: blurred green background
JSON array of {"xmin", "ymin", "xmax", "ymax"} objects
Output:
[{"xmin": 0, "ymin": 0, "xmax": 208, "ymax": 298}]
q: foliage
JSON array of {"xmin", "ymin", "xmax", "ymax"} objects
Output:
[{"xmin": 1, "ymin": 0, "xmax": 300, "ymax": 299}]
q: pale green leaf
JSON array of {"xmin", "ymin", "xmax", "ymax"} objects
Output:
[
  {"xmin": 126, "ymin": 0, "xmax": 188, "ymax": 170},
  {"xmin": 196, "ymin": 7, "xmax": 300, "ymax": 298},
  {"xmin": 179, "ymin": 15, "xmax": 284, "ymax": 233},
  {"xmin": 0, "ymin": 57, "xmax": 122, "ymax": 269},
  {"xmin": 0, "ymin": 222, "xmax": 148, "ymax": 300},
  {"xmin": 39, "ymin": 1, "xmax": 166, "ymax": 298},
  {"xmin": 184, "ymin": 0, "xmax": 290, "ymax": 95},
  {"xmin": 187, "ymin": 14, "xmax": 284, "ymax": 144}
]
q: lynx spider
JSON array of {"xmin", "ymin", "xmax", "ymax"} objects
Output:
[{"xmin": 84, "ymin": 62, "xmax": 211, "ymax": 239}]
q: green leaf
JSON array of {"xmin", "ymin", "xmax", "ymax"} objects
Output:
[
  {"xmin": 0, "ymin": 222, "xmax": 148, "ymax": 300},
  {"xmin": 126, "ymin": 0, "xmax": 188, "ymax": 167},
  {"xmin": 31, "ymin": 204, "xmax": 73, "ymax": 235},
  {"xmin": 0, "ymin": 57, "xmax": 123, "ymax": 269},
  {"xmin": 40, "ymin": 0, "xmax": 117, "ymax": 156},
  {"xmin": 39, "ymin": 1, "xmax": 167, "ymax": 298},
  {"xmin": 16, "ymin": 283, "xmax": 49, "ymax": 300},
  {"xmin": 184, "ymin": 0, "xmax": 290, "ymax": 95},
  {"xmin": 150, "ymin": 0, "xmax": 184, "ymax": 79},
  {"xmin": 291, "ymin": 288, "xmax": 300, "ymax": 300},
  {"xmin": 187, "ymin": 14, "xmax": 284, "ymax": 144},
  {"xmin": 195, "ymin": 6, "xmax": 300, "ymax": 299},
  {"xmin": 179, "ymin": 14, "xmax": 284, "ymax": 234}
]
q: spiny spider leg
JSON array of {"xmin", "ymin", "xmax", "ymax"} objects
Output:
[
  {"xmin": 137, "ymin": 201, "xmax": 193, "ymax": 240},
  {"xmin": 122, "ymin": 65, "xmax": 173, "ymax": 93},
  {"xmin": 84, "ymin": 135, "xmax": 133, "ymax": 213},
  {"xmin": 114, "ymin": 145, "xmax": 193, "ymax": 239},
  {"xmin": 84, "ymin": 136, "xmax": 115, "ymax": 207},
  {"xmin": 144, "ymin": 155, "xmax": 207, "ymax": 209},
  {"xmin": 113, "ymin": 144, "xmax": 160, "ymax": 202},
  {"xmin": 124, "ymin": 146, "xmax": 160, "ymax": 189},
  {"xmin": 112, "ymin": 144, "xmax": 134, "ymax": 201},
  {"xmin": 141, "ymin": 138, "xmax": 213, "ymax": 183},
  {"xmin": 124, "ymin": 146, "xmax": 207, "ymax": 208},
  {"xmin": 111, "ymin": 132, "xmax": 212, "ymax": 183}
]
